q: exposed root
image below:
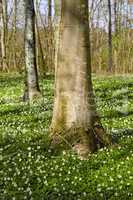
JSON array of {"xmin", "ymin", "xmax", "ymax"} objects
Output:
[
  {"xmin": 93, "ymin": 122, "xmax": 112, "ymax": 146},
  {"xmin": 50, "ymin": 123, "xmax": 112, "ymax": 159}
]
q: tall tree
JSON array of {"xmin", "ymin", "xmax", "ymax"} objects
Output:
[
  {"xmin": 24, "ymin": 0, "xmax": 40, "ymax": 101},
  {"xmin": 54, "ymin": 0, "xmax": 61, "ymax": 71},
  {"xmin": 34, "ymin": 0, "xmax": 46, "ymax": 76},
  {"xmin": 108, "ymin": 0, "xmax": 113, "ymax": 72},
  {"xmin": 46, "ymin": 0, "xmax": 54, "ymax": 73},
  {"xmin": 114, "ymin": 0, "xmax": 118, "ymax": 34},
  {"xmin": 0, "ymin": 0, "xmax": 8, "ymax": 71},
  {"xmin": 50, "ymin": 0, "xmax": 110, "ymax": 158},
  {"xmin": 54, "ymin": 0, "xmax": 60, "ymax": 17},
  {"xmin": 48, "ymin": 0, "xmax": 52, "ymax": 22},
  {"xmin": 12, "ymin": 0, "xmax": 17, "ymax": 70}
]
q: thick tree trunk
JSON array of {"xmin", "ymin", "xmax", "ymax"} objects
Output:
[
  {"xmin": 50, "ymin": 0, "xmax": 111, "ymax": 158},
  {"xmin": 54, "ymin": 0, "xmax": 61, "ymax": 75},
  {"xmin": 24, "ymin": 0, "xmax": 40, "ymax": 101}
]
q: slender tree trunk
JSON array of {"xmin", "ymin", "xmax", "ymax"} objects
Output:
[
  {"xmin": 0, "ymin": 0, "xmax": 2, "ymax": 68},
  {"xmin": 13, "ymin": 0, "xmax": 17, "ymax": 70},
  {"xmin": 48, "ymin": 0, "xmax": 52, "ymax": 22},
  {"xmin": 0, "ymin": 0, "xmax": 8, "ymax": 71},
  {"xmin": 54, "ymin": 0, "xmax": 61, "ymax": 18},
  {"xmin": 114, "ymin": 0, "xmax": 117, "ymax": 35},
  {"xmin": 34, "ymin": 0, "xmax": 39, "ymax": 72},
  {"xmin": 34, "ymin": 0, "xmax": 46, "ymax": 76},
  {"xmin": 48, "ymin": 0, "xmax": 52, "ymax": 71},
  {"xmin": 107, "ymin": 0, "xmax": 113, "ymax": 73},
  {"xmin": 36, "ymin": 19, "xmax": 46, "ymax": 76},
  {"xmin": 50, "ymin": 0, "xmax": 111, "ymax": 158},
  {"xmin": 24, "ymin": 0, "xmax": 40, "ymax": 101},
  {"xmin": 47, "ymin": 0, "xmax": 54, "ymax": 73}
]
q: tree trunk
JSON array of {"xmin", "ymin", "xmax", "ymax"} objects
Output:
[
  {"xmin": 12, "ymin": 0, "xmax": 17, "ymax": 70},
  {"xmin": 0, "ymin": 0, "xmax": 8, "ymax": 71},
  {"xmin": 48, "ymin": 0, "xmax": 52, "ymax": 22},
  {"xmin": 24, "ymin": 0, "xmax": 40, "ymax": 101},
  {"xmin": 46, "ymin": 0, "xmax": 54, "ymax": 73},
  {"xmin": 50, "ymin": 0, "xmax": 111, "ymax": 158},
  {"xmin": 34, "ymin": 0, "xmax": 46, "ymax": 76},
  {"xmin": 114, "ymin": 0, "xmax": 118, "ymax": 35},
  {"xmin": 107, "ymin": 0, "xmax": 113, "ymax": 72},
  {"xmin": 54, "ymin": 0, "xmax": 61, "ymax": 75},
  {"xmin": 54, "ymin": 0, "xmax": 61, "ymax": 18}
]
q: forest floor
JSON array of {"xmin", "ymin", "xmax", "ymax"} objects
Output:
[{"xmin": 0, "ymin": 73, "xmax": 133, "ymax": 200}]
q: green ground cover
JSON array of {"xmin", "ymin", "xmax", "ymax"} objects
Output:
[{"xmin": 0, "ymin": 74, "xmax": 133, "ymax": 200}]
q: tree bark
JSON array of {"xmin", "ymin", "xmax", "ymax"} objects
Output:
[
  {"xmin": 34, "ymin": 0, "xmax": 46, "ymax": 76},
  {"xmin": 114, "ymin": 0, "xmax": 117, "ymax": 35},
  {"xmin": 46, "ymin": 0, "xmax": 54, "ymax": 73},
  {"xmin": 54, "ymin": 0, "xmax": 61, "ymax": 75},
  {"xmin": 48, "ymin": 0, "xmax": 52, "ymax": 21},
  {"xmin": 107, "ymin": 0, "xmax": 113, "ymax": 72},
  {"xmin": 24, "ymin": 0, "xmax": 40, "ymax": 101},
  {"xmin": 50, "ymin": 0, "xmax": 111, "ymax": 158},
  {"xmin": 12, "ymin": 0, "xmax": 17, "ymax": 70},
  {"xmin": 0, "ymin": 0, "xmax": 8, "ymax": 71}
]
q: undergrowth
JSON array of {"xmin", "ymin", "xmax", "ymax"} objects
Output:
[{"xmin": 0, "ymin": 74, "xmax": 133, "ymax": 200}]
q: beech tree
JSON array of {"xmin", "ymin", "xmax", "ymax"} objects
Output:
[
  {"xmin": 24, "ymin": 0, "xmax": 40, "ymax": 101},
  {"xmin": 12, "ymin": 0, "xmax": 17, "ymax": 70},
  {"xmin": 0, "ymin": 0, "xmax": 8, "ymax": 71},
  {"xmin": 108, "ymin": 0, "xmax": 113, "ymax": 72},
  {"xmin": 46, "ymin": 0, "xmax": 55, "ymax": 73},
  {"xmin": 50, "ymin": 0, "xmax": 111, "ymax": 158}
]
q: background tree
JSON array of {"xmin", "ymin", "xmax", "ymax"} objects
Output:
[
  {"xmin": 107, "ymin": 0, "xmax": 113, "ymax": 72},
  {"xmin": 50, "ymin": 0, "xmax": 110, "ymax": 158},
  {"xmin": 0, "ymin": 0, "xmax": 8, "ymax": 71},
  {"xmin": 0, "ymin": 0, "xmax": 133, "ymax": 74},
  {"xmin": 46, "ymin": 0, "xmax": 55, "ymax": 73},
  {"xmin": 12, "ymin": 0, "xmax": 17, "ymax": 70},
  {"xmin": 34, "ymin": 0, "xmax": 44, "ymax": 75},
  {"xmin": 24, "ymin": 0, "xmax": 40, "ymax": 101}
]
